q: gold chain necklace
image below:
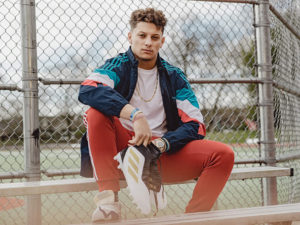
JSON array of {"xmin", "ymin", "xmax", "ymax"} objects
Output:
[{"xmin": 136, "ymin": 72, "xmax": 159, "ymax": 103}]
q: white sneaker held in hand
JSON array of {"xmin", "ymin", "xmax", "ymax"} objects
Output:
[{"xmin": 114, "ymin": 146, "xmax": 152, "ymax": 214}]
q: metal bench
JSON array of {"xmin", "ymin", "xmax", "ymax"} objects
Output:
[
  {"xmin": 0, "ymin": 166, "xmax": 295, "ymax": 225},
  {"xmin": 0, "ymin": 166, "xmax": 293, "ymax": 196},
  {"xmin": 70, "ymin": 203, "xmax": 300, "ymax": 225}
]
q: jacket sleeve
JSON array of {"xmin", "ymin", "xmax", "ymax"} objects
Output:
[
  {"xmin": 78, "ymin": 68, "xmax": 128, "ymax": 117},
  {"xmin": 162, "ymin": 71, "xmax": 206, "ymax": 152}
]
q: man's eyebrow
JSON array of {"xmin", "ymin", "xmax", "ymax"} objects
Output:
[{"xmin": 137, "ymin": 31, "xmax": 161, "ymax": 36}]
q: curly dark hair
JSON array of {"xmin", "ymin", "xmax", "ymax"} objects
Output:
[{"xmin": 129, "ymin": 8, "xmax": 167, "ymax": 33}]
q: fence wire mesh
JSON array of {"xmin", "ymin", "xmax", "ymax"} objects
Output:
[
  {"xmin": 0, "ymin": 0, "xmax": 299, "ymax": 224},
  {"xmin": 269, "ymin": 0, "xmax": 300, "ymax": 205}
]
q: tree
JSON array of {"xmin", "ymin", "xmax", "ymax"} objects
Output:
[
  {"xmin": 167, "ymin": 32, "xmax": 199, "ymax": 75},
  {"xmin": 39, "ymin": 51, "xmax": 89, "ymax": 143},
  {"xmin": 165, "ymin": 16, "xmax": 234, "ymax": 131}
]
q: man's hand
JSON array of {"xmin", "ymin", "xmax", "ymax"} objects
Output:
[
  {"xmin": 128, "ymin": 114, "xmax": 152, "ymax": 146},
  {"xmin": 120, "ymin": 104, "xmax": 152, "ymax": 146}
]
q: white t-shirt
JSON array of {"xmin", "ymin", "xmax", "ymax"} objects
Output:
[{"xmin": 120, "ymin": 66, "xmax": 167, "ymax": 137}]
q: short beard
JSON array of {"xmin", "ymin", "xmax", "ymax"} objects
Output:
[
  {"xmin": 139, "ymin": 57, "xmax": 152, "ymax": 62},
  {"xmin": 133, "ymin": 53, "xmax": 157, "ymax": 65},
  {"xmin": 135, "ymin": 54, "xmax": 155, "ymax": 62}
]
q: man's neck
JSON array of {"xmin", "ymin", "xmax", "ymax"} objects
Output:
[{"xmin": 134, "ymin": 54, "xmax": 157, "ymax": 70}]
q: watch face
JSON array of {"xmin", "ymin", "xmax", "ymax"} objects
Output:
[{"xmin": 156, "ymin": 139, "xmax": 164, "ymax": 148}]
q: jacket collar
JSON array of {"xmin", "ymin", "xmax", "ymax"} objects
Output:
[{"xmin": 126, "ymin": 47, "xmax": 138, "ymax": 65}]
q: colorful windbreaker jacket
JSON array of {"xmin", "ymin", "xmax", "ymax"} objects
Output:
[{"xmin": 78, "ymin": 47, "xmax": 206, "ymax": 177}]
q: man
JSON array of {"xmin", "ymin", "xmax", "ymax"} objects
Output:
[{"xmin": 78, "ymin": 8, "xmax": 234, "ymax": 222}]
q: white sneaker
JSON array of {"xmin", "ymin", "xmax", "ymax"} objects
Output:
[
  {"xmin": 91, "ymin": 190, "xmax": 120, "ymax": 222},
  {"xmin": 114, "ymin": 146, "xmax": 152, "ymax": 214}
]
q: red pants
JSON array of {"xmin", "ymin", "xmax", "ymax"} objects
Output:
[{"xmin": 86, "ymin": 108, "xmax": 234, "ymax": 213}]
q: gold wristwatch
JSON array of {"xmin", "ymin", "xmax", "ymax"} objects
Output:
[{"xmin": 152, "ymin": 138, "xmax": 166, "ymax": 153}]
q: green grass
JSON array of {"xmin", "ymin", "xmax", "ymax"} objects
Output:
[{"xmin": 206, "ymin": 130, "xmax": 258, "ymax": 144}]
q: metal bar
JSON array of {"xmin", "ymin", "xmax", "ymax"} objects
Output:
[
  {"xmin": 269, "ymin": 4, "xmax": 300, "ymax": 41},
  {"xmin": 43, "ymin": 169, "xmax": 80, "ymax": 177},
  {"xmin": 0, "ymin": 84, "xmax": 23, "ymax": 92},
  {"xmin": 189, "ymin": 0, "xmax": 258, "ymax": 4},
  {"xmin": 0, "ymin": 167, "xmax": 292, "ymax": 196},
  {"xmin": 234, "ymin": 159, "xmax": 266, "ymax": 164},
  {"xmin": 38, "ymin": 78, "xmax": 83, "ymax": 85},
  {"xmin": 277, "ymin": 153, "xmax": 300, "ymax": 163},
  {"xmin": 41, "ymin": 161, "xmax": 269, "ymax": 177},
  {"xmin": 189, "ymin": 78, "xmax": 263, "ymax": 84},
  {"xmin": 0, "ymin": 169, "xmax": 79, "ymax": 180},
  {"xmin": 0, "ymin": 172, "xmax": 26, "ymax": 179},
  {"xmin": 0, "ymin": 159, "xmax": 269, "ymax": 179},
  {"xmin": 273, "ymin": 81, "xmax": 300, "ymax": 99},
  {"xmin": 20, "ymin": 0, "xmax": 41, "ymax": 225},
  {"xmin": 190, "ymin": 78, "xmax": 300, "ymax": 97},
  {"xmin": 59, "ymin": 203, "xmax": 300, "ymax": 225},
  {"xmin": 38, "ymin": 77, "xmax": 265, "ymax": 85},
  {"xmin": 255, "ymin": 0, "xmax": 278, "ymax": 206},
  {"xmin": 38, "ymin": 77, "xmax": 300, "ymax": 100},
  {"xmin": 228, "ymin": 166, "xmax": 292, "ymax": 180}
]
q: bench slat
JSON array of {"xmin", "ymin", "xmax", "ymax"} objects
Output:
[
  {"xmin": 71, "ymin": 203, "xmax": 300, "ymax": 225},
  {"xmin": 228, "ymin": 166, "xmax": 292, "ymax": 180},
  {"xmin": 0, "ymin": 166, "xmax": 292, "ymax": 196}
]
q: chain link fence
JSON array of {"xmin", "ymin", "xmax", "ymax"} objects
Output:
[
  {"xmin": 269, "ymin": 0, "xmax": 300, "ymax": 205},
  {"xmin": 0, "ymin": 0, "xmax": 299, "ymax": 224}
]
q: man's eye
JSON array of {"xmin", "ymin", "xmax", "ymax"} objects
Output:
[
  {"xmin": 152, "ymin": 36, "xmax": 159, "ymax": 40},
  {"xmin": 139, "ymin": 34, "xmax": 145, "ymax": 37}
]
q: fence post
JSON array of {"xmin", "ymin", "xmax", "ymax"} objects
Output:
[
  {"xmin": 20, "ymin": 0, "xmax": 41, "ymax": 225},
  {"xmin": 255, "ymin": 0, "xmax": 278, "ymax": 206}
]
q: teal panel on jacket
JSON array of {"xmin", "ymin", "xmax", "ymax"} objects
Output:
[
  {"xmin": 176, "ymin": 88, "xmax": 199, "ymax": 108},
  {"xmin": 93, "ymin": 68, "xmax": 120, "ymax": 86}
]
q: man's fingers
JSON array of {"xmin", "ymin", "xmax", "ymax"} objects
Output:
[
  {"xmin": 129, "ymin": 136, "xmax": 141, "ymax": 146},
  {"xmin": 128, "ymin": 139, "xmax": 134, "ymax": 145},
  {"xmin": 132, "ymin": 116, "xmax": 152, "ymax": 146},
  {"xmin": 139, "ymin": 134, "xmax": 149, "ymax": 146},
  {"xmin": 131, "ymin": 135, "xmax": 143, "ymax": 146},
  {"xmin": 148, "ymin": 136, "xmax": 152, "ymax": 145},
  {"xmin": 143, "ymin": 138, "xmax": 148, "ymax": 147},
  {"xmin": 136, "ymin": 138, "xmax": 143, "ymax": 146},
  {"xmin": 129, "ymin": 133, "xmax": 151, "ymax": 146},
  {"xmin": 145, "ymin": 136, "xmax": 152, "ymax": 146}
]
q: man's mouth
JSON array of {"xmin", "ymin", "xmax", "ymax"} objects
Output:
[{"xmin": 142, "ymin": 49, "xmax": 152, "ymax": 53}]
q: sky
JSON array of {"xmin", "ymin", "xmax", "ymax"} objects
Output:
[
  {"xmin": 1, "ymin": 0, "xmax": 252, "ymax": 79},
  {"xmin": 0, "ymin": 0, "xmax": 255, "ymax": 118}
]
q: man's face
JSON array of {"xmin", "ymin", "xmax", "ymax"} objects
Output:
[{"xmin": 128, "ymin": 22, "xmax": 165, "ymax": 65}]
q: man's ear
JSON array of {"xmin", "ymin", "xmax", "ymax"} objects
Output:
[{"xmin": 128, "ymin": 32, "xmax": 132, "ymax": 44}]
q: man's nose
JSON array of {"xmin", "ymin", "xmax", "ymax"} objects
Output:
[{"xmin": 145, "ymin": 37, "xmax": 152, "ymax": 46}]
